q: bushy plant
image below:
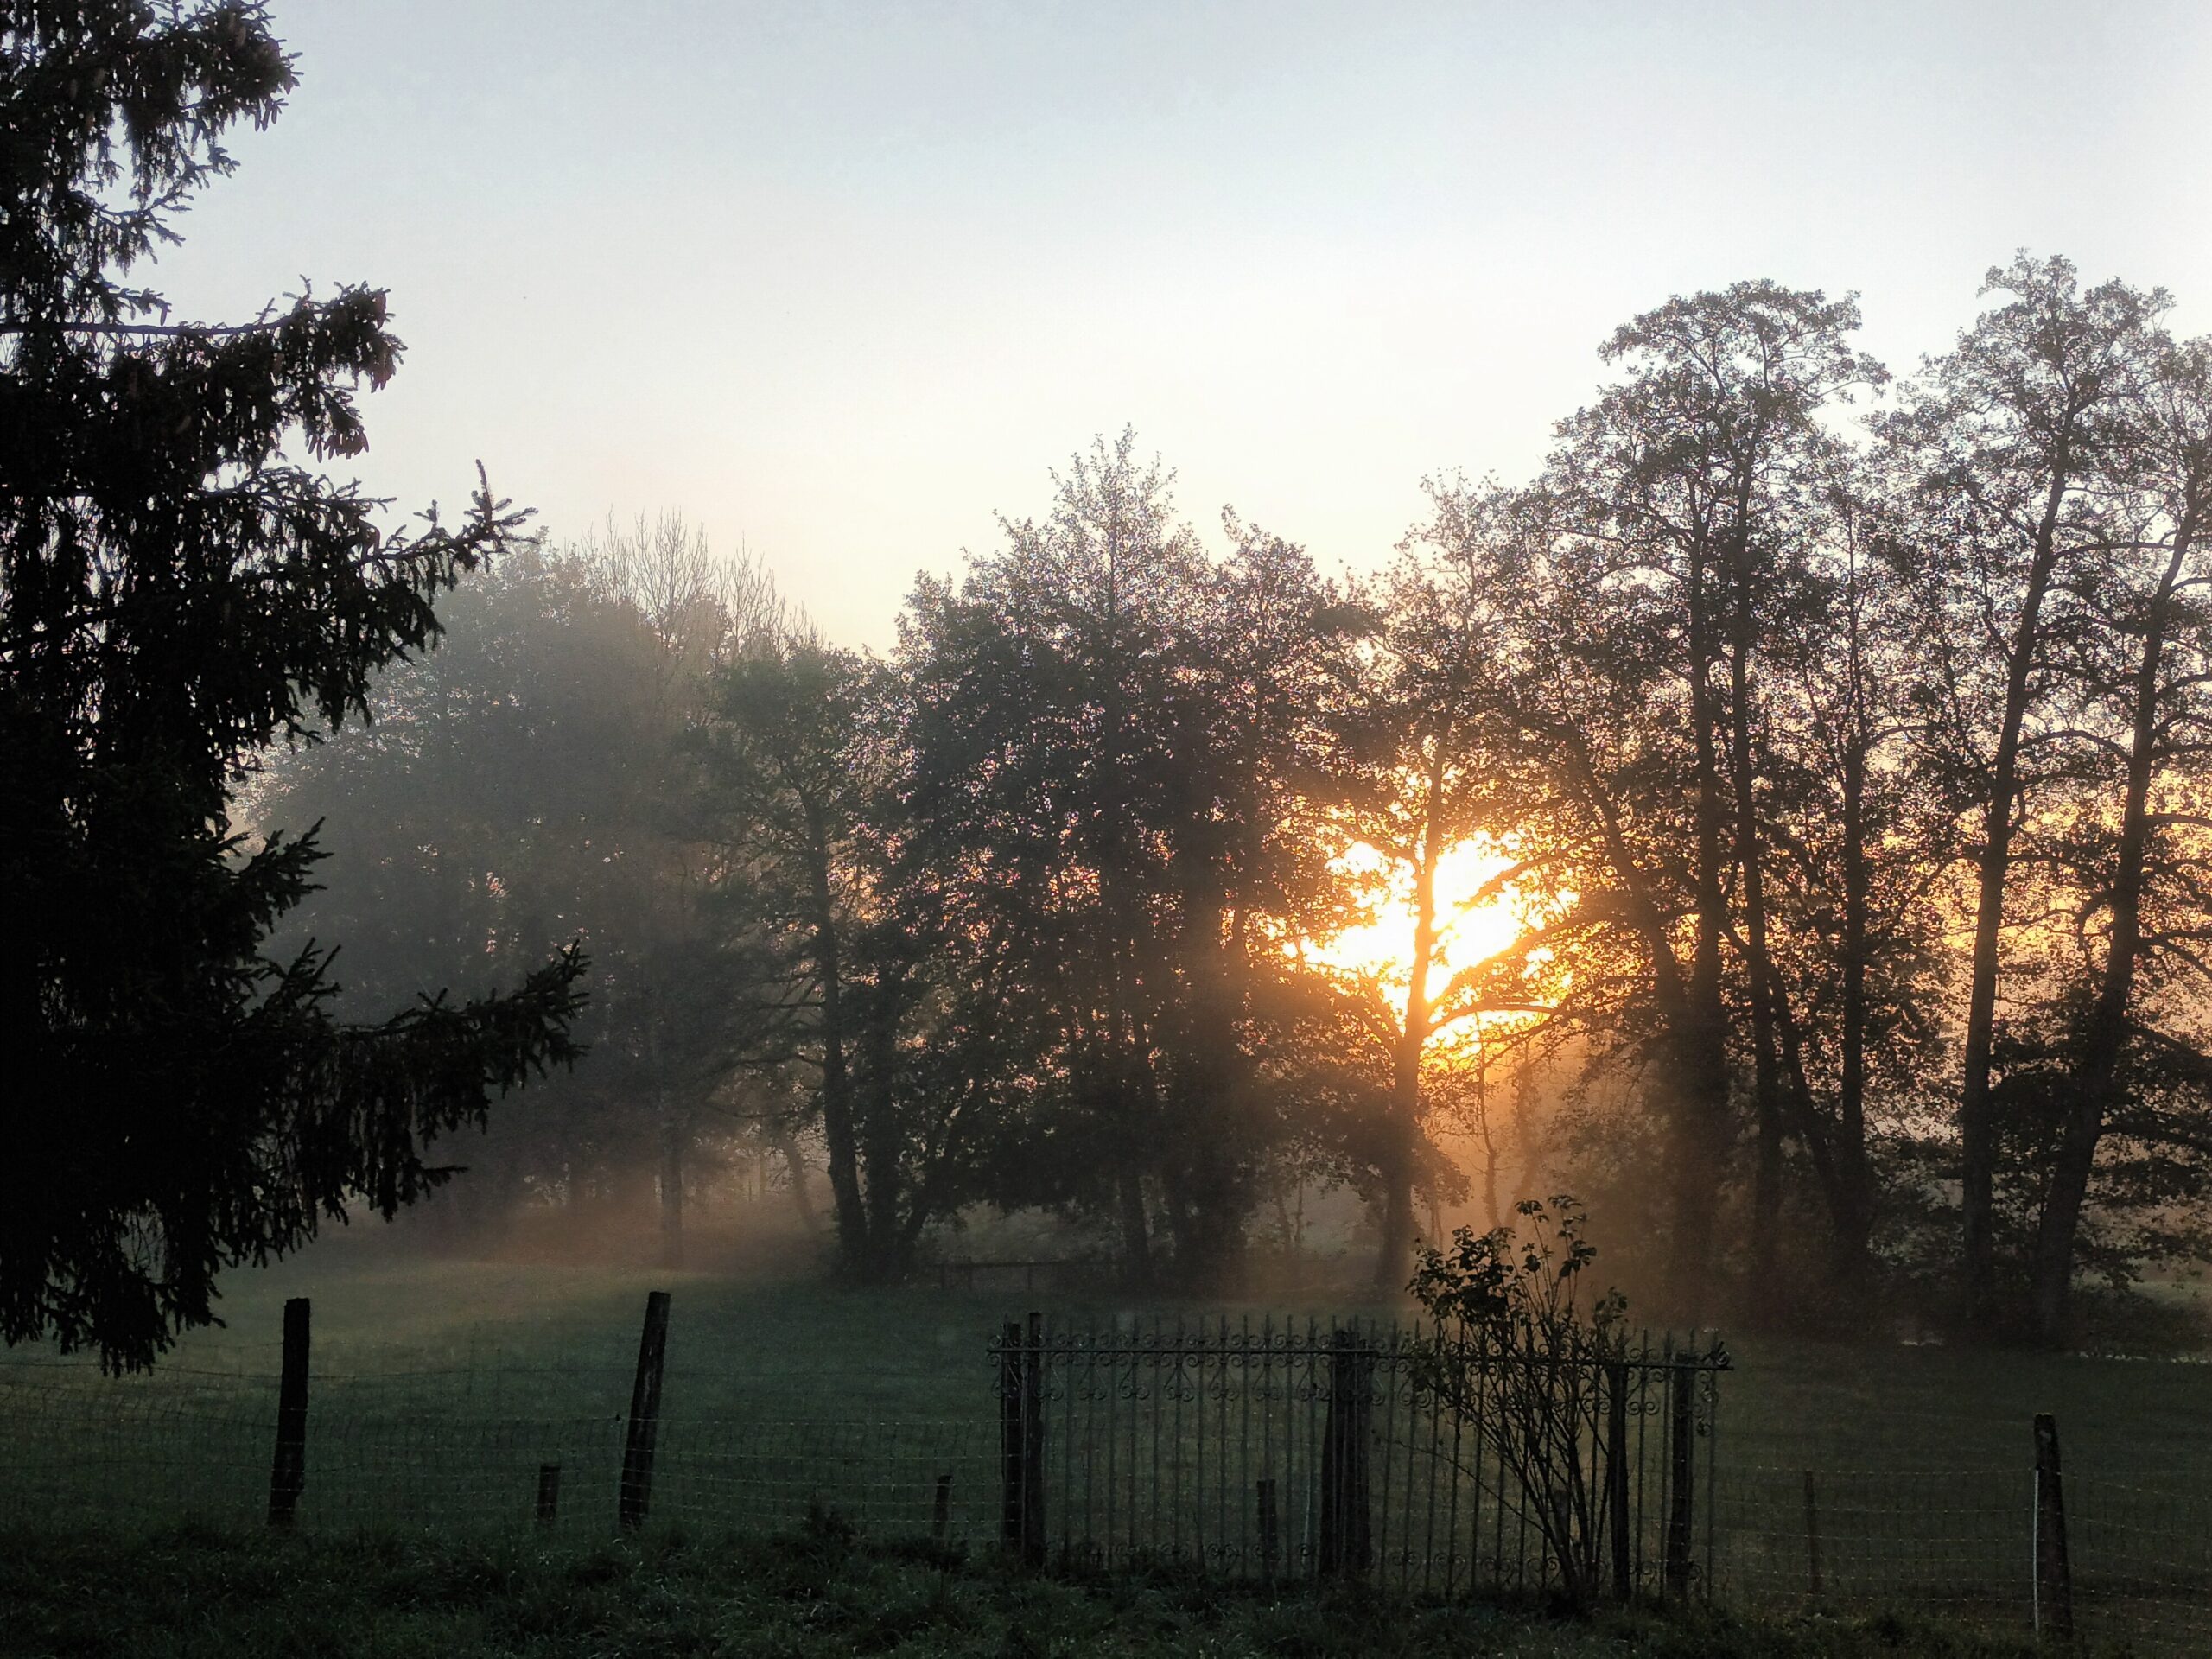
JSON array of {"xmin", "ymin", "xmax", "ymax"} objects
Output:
[{"xmin": 1409, "ymin": 1195, "xmax": 1630, "ymax": 1605}]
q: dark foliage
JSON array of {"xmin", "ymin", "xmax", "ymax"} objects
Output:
[{"xmin": 0, "ymin": 2, "xmax": 584, "ymax": 1368}]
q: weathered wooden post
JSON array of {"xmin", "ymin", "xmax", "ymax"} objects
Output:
[
  {"xmin": 1606, "ymin": 1357, "xmax": 1630, "ymax": 1600},
  {"xmin": 1317, "ymin": 1329, "xmax": 1372, "ymax": 1576},
  {"xmin": 618, "ymin": 1290, "xmax": 671, "ymax": 1532},
  {"xmin": 999, "ymin": 1319, "xmax": 1023, "ymax": 1554},
  {"xmin": 1802, "ymin": 1470, "xmax": 1824, "ymax": 1599},
  {"xmin": 537, "ymin": 1463, "xmax": 562, "ymax": 1529},
  {"xmin": 266, "ymin": 1297, "xmax": 310, "ymax": 1528},
  {"xmin": 932, "ymin": 1472, "xmax": 953, "ymax": 1547},
  {"xmin": 1020, "ymin": 1311, "xmax": 1046, "ymax": 1567},
  {"xmin": 1257, "ymin": 1478, "xmax": 1281, "ymax": 1582},
  {"xmin": 1664, "ymin": 1353, "xmax": 1694, "ymax": 1599},
  {"xmin": 2033, "ymin": 1413, "xmax": 2072, "ymax": 1638}
]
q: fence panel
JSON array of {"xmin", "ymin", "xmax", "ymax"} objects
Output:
[{"xmin": 988, "ymin": 1314, "xmax": 1726, "ymax": 1599}]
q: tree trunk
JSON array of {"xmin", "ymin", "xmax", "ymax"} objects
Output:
[
  {"xmin": 805, "ymin": 834, "xmax": 868, "ymax": 1269},
  {"xmin": 772, "ymin": 1127, "xmax": 822, "ymax": 1235},
  {"xmin": 1729, "ymin": 568, "xmax": 1787, "ymax": 1297},
  {"xmin": 1118, "ymin": 1171, "xmax": 1154, "ymax": 1287},
  {"xmin": 1374, "ymin": 739, "xmax": 1447, "ymax": 1291},
  {"xmin": 1833, "ymin": 711, "xmax": 1876, "ymax": 1294},
  {"xmin": 1961, "ymin": 467, "xmax": 2071, "ymax": 1333},
  {"xmin": 1479, "ymin": 1065, "xmax": 1507, "ymax": 1231},
  {"xmin": 2031, "ymin": 527, "xmax": 2195, "ymax": 1344},
  {"xmin": 858, "ymin": 962, "xmax": 910, "ymax": 1284},
  {"xmin": 1670, "ymin": 540, "xmax": 1733, "ymax": 1320}
]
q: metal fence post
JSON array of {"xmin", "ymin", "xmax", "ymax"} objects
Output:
[
  {"xmin": 2033, "ymin": 1413, "xmax": 2072, "ymax": 1638},
  {"xmin": 1606, "ymin": 1357, "xmax": 1630, "ymax": 1600},
  {"xmin": 618, "ymin": 1290, "xmax": 670, "ymax": 1532},
  {"xmin": 1021, "ymin": 1310, "xmax": 1046, "ymax": 1566},
  {"xmin": 1258, "ymin": 1477, "xmax": 1281, "ymax": 1582},
  {"xmin": 266, "ymin": 1297, "xmax": 310, "ymax": 1528},
  {"xmin": 999, "ymin": 1319, "xmax": 1024, "ymax": 1554},
  {"xmin": 1318, "ymin": 1329, "xmax": 1371, "ymax": 1576},
  {"xmin": 537, "ymin": 1463, "xmax": 561, "ymax": 1530},
  {"xmin": 1664, "ymin": 1354, "xmax": 1694, "ymax": 1599}
]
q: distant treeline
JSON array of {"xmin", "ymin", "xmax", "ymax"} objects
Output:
[{"xmin": 264, "ymin": 259, "xmax": 2212, "ymax": 1346}]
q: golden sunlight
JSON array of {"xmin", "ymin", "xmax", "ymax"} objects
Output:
[{"xmin": 1304, "ymin": 839, "xmax": 1532, "ymax": 1024}]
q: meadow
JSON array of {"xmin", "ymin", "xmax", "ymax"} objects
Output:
[
  {"xmin": 0, "ymin": 1524, "xmax": 2065, "ymax": 1659},
  {"xmin": 2, "ymin": 1243, "xmax": 2208, "ymax": 1652}
]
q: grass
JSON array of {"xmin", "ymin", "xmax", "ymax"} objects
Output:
[
  {"xmin": 2, "ymin": 1241, "xmax": 2208, "ymax": 1649},
  {"xmin": 0, "ymin": 1522, "xmax": 2062, "ymax": 1658}
]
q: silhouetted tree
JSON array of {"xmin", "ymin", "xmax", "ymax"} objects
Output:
[
  {"xmin": 0, "ymin": 1, "xmax": 582, "ymax": 1369},
  {"xmin": 1882, "ymin": 257, "xmax": 2169, "ymax": 1332}
]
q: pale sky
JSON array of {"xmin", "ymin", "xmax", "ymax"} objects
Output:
[{"xmin": 155, "ymin": 1, "xmax": 2212, "ymax": 646}]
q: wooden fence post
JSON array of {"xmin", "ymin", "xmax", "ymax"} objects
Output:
[
  {"xmin": 999, "ymin": 1319, "xmax": 1023, "ymax": 1554},
  {"xmin": 618, "ymin": 1290, "xmax": 671, "ymax": 1532},
  {"xmin": 1020, "ymin": 1311, "xmax": 1046, "ymax": 1567},
  {"xmin": 2033, "ymin": 1413, "xmax": 2072, "ymax": 1638},
  {"xmin": 1802, "ymin": 1470, "xmax": 1823, "ymax": 1599},
  {"xmin": 1257, "ymin": 1478, "xmax": 1281, "ymax": 1582},
  {"xmin": 266, "ymin": 1297, "xmax": 310, "ymax": 1527},
  {"xmin": 537, "ymin": 1463, "xmax": 561, "ymax": 1529},
  {"xmin": 1318, "ymin": 1329, "xmax": 1372, "ymax": 1576},
  {"xmin": 1606, "ymin": 1357, "xmax": 1630, "ymax": 1600},
  {"xmin": 1664, "ymin": 1354, "xmax": 1694, "ymax": 1599}
]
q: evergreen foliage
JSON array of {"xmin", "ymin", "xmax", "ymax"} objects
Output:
[{"xmin": 0, "ymin": 1, "xmax": 585, "ymax": 1369}]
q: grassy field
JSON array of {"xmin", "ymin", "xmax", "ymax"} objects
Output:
[
  {"xmin": 12, "ymin": 1242, "xmax": 2203, "ymax": 1464},
  {"xmin": 3, "ymin": 1243, "xmax": 2208, "ymax": 1650},
  {"xmin": 0, "ymin": 1523, "xmax": 2061, "ymax": 1659}
]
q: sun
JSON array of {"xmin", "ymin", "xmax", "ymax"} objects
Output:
[{"xmin": 1304, "ymin": 838, "xmax": 1532, "ymax": 1000}]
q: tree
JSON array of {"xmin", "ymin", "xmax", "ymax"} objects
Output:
[
  {"xmin": 1409, "ymin": 1197, "xmax": 1636, "ymax": 1606},
  {"xmin": 1884, "ymin": 257, "xmax": 2167, "ymax": 1331},
  {"xmin": 1758, "ymin": 468, "xmax": 1956, "ymax": 1298},
  {"xmin": 702, "ymin": 632, "xmax": 884, "ymax": 1271},
  {"xmin": 1327, "ymin": 520, "xmax": 1546, "ymax": 1290},
  {"xmin": 0, "ymin": 2, "xmax": 583, "ymax": 1369},
  {"xmin": 895, "ymin": 433, "xmax": 1215, "ymax": 1281},
  {"xmin": 894, "ymin": 434, "xmax": 1356, "ymax": 1288},
  {"xmin": 2022, "ymin": 332, "xmax": 2212, "ymax": 1340},
  {"xmin": 256, "ymin": 527, "xmax": 770, "ymax": 1262}
]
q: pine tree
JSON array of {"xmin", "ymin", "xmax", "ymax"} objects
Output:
[{"xmin": 0, "ymin": 1, "xmax": 584, "ymax": 1370}]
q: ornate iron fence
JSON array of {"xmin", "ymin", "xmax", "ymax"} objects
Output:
[{"xmin": 988, "ymin": 1313, "xmax": 1727, "ymax": 1599}]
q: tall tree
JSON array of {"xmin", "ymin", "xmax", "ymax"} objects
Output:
[
  {"xmin": 1885, "ymin": 256, "xmax": 2166, "ymax": 1331},
  {"xmin": 0, "ymin": 1, "xmax": 582, "ymax": 1369},
  {"xmin": 1331, "ymin": 520, "xmax": 1543, "ymax": 1290},
  {"xmin": 1421, "ymin": 286, "xmax": 1878, "ymax": 1316},
  {"xmin": 702, "ymin": 632, "xmax": 882, "ymax": 1272},
  {"xmin": 897, "ymin": 432, "xmax": 1212, "ymax": 1281},
  {"xmin": 2024, "ymin": 334, "xmax": 2212, "ymax": 1340},
  {"xmin": 257, "ymin": 527, "xmax": 770, "ymax": 1262}
]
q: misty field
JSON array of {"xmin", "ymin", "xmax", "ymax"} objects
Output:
[{"xmin": 3, "ymin": 1250, "xmax": 2209, "ymax": 1651}]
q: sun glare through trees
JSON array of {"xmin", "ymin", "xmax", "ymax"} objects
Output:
[{"xmin": 1302, "ymin": 838, "xmax": 1549, "ymax": 1046}]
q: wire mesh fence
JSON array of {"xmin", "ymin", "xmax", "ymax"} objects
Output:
[
  {"xmin": 0, "ymin": 1372, "xmax": 1001, "ymax": 1543},
  {"xmin": 1704, "ymin": 1462, "xmax": 2212, "ymax": 1654}
]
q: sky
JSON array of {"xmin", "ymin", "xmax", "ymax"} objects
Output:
[{"xmin": 153, "ymin": 0, "xmax": 2212, "ymax": 647}]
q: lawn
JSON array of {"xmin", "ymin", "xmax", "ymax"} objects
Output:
[
  {"xmin": 2, "ymin": 1242, "xmax": 2207, "ymax": 1652},
  {"xmin": 0, "ymin": 1524, "xmax": 2058, "ymax": 1659}
]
